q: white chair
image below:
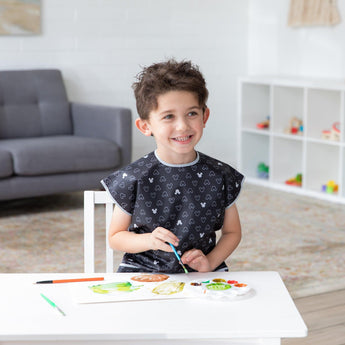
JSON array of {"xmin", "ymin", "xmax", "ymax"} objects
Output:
[{"xmin": 84, "ymin": 190, "xmax": 115, "ymax": 273}]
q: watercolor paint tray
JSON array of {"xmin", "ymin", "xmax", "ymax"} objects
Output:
[{"xmin": 70, "ymin": 274, "xmax": 255, "ymax": 304}]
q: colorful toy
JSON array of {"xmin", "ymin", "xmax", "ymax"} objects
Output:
[
  {"xmin": 285, "ymin": 173, "xmax": 302, "ymax": 187},
  {"xmin": 256, "ymin": 116, "xmax": 270, "ymax": 129},
  {"xmin": 321, "ymin": 180, "xmax": 338, "ymax": 194},
  {"xmin": 284, "ymin": 117, "xmax": 303, "ymax": 135},
  {"xmin": 321, "ymin": 122, "xmax": 340, "ymax": 141},
  {"xmin": 257, "ymin": 162, "xmax": 269, "ymax": 179}
]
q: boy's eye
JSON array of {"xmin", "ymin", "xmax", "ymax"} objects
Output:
[
  {"xmin": 188, "ymin": 111, "xmax": 198, "ymax": 117},
  {"xmin": 163, "ymin": 114, "xmax": 174, "ymax": 120}
]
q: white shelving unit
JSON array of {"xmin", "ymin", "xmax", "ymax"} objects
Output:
[{"xmin": 238, "ymin": 76, "xmax": 345, "ymax": 204}]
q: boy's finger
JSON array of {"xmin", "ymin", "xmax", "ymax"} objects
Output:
[
  {"xmin": 183, "ymin": 249, "xmax": 204, "ymax": 262},
  {"xmin": 160, "ymin": 242, "xmax": 174, "ymax": 252},
  {"xmin": 158, "ymin": 234, "xmax": 178, "ymax": 246},
  {"xmin": 157, "ymin": 228, "xmax": 179, "ymax": 246},
  {"xmin": 162, "ymin": 230, "xmax": 179, "ymax": 247}
]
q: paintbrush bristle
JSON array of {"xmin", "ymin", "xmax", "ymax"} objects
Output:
[{"xmin": 179, "ymin": 261, "xmax": 189, "ymax": 274}]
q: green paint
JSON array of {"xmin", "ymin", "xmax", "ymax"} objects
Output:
[
  {"xmin": 206, "ymin": 282, "xmax": 231, "ymax": 291},
  {"xmin": 89, "ymin": 282, "xmax": 143, "ymax": 294},
  {"xmin": 152, "ymin": 282, "xmax": 185, "ymax": 295}
]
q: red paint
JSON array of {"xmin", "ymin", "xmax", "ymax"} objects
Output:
[{"xmin": 227, "ymin": 280, "xmax": 238, "ymax": 284}]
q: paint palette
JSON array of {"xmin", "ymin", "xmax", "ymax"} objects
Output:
[{"xmin": 187, "ymin": 278, "xmax": 252, "ymax": 300}]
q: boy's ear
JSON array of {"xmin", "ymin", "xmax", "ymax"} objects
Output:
[
  {"xmin": 135, "ymin": 118, "xmax": 152, "ymax": 136},
  {"xmin": 203, "ymin": 107, "xmax": 210, "ymax": 127}
]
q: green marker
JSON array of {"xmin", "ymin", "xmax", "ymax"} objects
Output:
[{"xmin": 40, "ymin": 293, "xmax": 66, "ymax": 316}]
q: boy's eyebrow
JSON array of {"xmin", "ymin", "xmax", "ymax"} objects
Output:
[{"xmin": 159, "ymin": 105, "xmax": 201, "ymax": 115}]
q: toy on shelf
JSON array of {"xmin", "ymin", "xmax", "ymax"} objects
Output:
[
  {"xmin": 256, "ymin": 116, "xmax": 270, "ymax": 129},
  {"xmin": 321, "ymin": 180, "xmax": 338, "ymax": 194},
  {"xmin": 257, "ymin": 162, "xmax": 269, "ymax": 179},
  {"xmin": 285, "ymin": 173, "xmax": 302, "ymax": 187},
  {"xmin": 284, "ymin": 117, "xmax": 303, "ymax": 135},
  {"xmin": 321, "ymin": 122, "xmax": 340, "ymax": 141}
]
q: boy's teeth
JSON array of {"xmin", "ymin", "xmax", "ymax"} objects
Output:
[{"xmin": 175, "ymin": 136, "xmax": 190, "ymax": 142}]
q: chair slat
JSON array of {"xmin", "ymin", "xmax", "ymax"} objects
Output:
[
  {"xmin": 105, "ymin": 202, "xmax": 114, "ymax": 273},
  {"xmin": 84, "ymin": 191, "xmax": 115, "ymax": 273},
  {"xmin": 94, "ymin": 191, "xmax": 113, "ymax": 204},
  {"xmin": 84, "ymin": 191, "xmax": 95, "ymax": 273}
]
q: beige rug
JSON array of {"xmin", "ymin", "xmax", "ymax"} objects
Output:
[{"xmin": 1, "ymin": 184, "xmax": 344, "ymax": 298}]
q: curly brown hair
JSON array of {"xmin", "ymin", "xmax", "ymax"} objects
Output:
[{"xmin": 132, "ymin": 59, "xmax": 209, "ymax": 120}]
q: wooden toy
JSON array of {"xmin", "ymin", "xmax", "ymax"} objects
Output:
[
  {"xmin": 321, "ymin": 122, "xmax": 340, "ymax": 141},
  {"xmin": 285, "ymin": 173, "xmax": 302, "ymax": 187},
  {"xmin": 257, "ymin": 162, "xmax": 269, "ymax": 179},
  {"xmin": 322, "ymin": 180, "xmax": 338, "ymax": 194},
  {"xmin": 256, "ymin": 116, "xmax": 270, "ymax": 129},
  {"xmin": 284, "ymin": 117, "xmax": 303, "ymax": 135}
]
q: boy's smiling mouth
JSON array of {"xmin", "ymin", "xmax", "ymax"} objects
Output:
[{"xmin": 172, "ymin": 135, "xmax": 193, "ymax": 142}]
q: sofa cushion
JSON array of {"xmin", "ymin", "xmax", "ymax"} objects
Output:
[
  {"xmin": 0, "ymin": 136, "xmax": 121, "ymax": 176},
  {"xmin": 0, "ymin": 70, "xmax": 72, "ymax": 139},
  {"xmin": 0, "ymin": 149, "xmax": 13, "ymax": 178}
]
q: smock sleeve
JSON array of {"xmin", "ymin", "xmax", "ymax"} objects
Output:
[
  {"xmin": 224, "ymin": 166, "xmax": 245, "ymax": 208},
  {"xmin": 101, "ymin": 169, "xmax": 137, "ymax": 215}
]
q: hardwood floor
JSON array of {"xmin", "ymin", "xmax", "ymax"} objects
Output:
[{"xmin": 283, "ymin": 289, "xmax": 345, "ymax": 345}]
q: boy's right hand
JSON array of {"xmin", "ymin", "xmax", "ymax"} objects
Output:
[{"xmin": 150, "ymin": 227, "xmax": 179, "ymax": 252}]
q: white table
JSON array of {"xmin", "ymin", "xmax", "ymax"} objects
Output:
[{"xmin": 0, "ymin": 271, "xmax": 307, "ymax": 345}]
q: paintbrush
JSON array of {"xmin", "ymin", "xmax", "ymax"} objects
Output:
[{"xmin": 168, "ymin": 242, "xmax": 189, "ymax": 274}]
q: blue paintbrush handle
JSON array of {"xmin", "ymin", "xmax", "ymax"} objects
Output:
[
  {"xmin": 168, "ymin": 242, "xmax": 189, "ymax": 274},
  {"xmin": 169, "ymin": 242, "xmax": 182, "ymax": 261}
]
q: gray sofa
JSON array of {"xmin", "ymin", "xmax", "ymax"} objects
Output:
[{"xmin": 0, "ymin": 69, "xmax": 132, "ymax": 201}]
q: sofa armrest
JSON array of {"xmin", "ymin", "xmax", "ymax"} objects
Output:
[{"xmin": 71, "ymin": 102, "xmax": 132, "ymax": 166}]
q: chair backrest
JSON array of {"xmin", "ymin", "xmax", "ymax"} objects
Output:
[{"xmin": 84, "ymin": 190, "xmax": 115, "ymax": 273}]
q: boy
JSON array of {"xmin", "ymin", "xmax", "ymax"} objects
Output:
[{"xmin": 101, "ymin": 59, "xmax": 244, "ymax": 273}]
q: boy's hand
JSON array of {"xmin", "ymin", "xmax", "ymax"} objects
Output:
[
  {"xmin": 181, "ymin": 249, "xmax": 212, "ymax": 272},
  {"xmin": 150, "ymin": 227, "xmax": 179, "ymax": 252}
]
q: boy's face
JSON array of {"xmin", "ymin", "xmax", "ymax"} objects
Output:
[{"xmin": 136, "ymin": 90, "xmax": 209, "ymax": 165}]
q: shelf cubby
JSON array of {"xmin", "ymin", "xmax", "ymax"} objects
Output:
[
  {"xmin": 340, "ymin": 147, "xmax": 345, "ymax": 198},
  {"xmin": 239, "ymin": 77, "xmax": 345, "ymax": 204},
  {"xmin": 240, "ymin": 132, "xmax": 270, "ymax": 180},
  {"xmin": 272, "ymin": 86, "xmax": 304, "ymax": 136},
  {"xmin": 241, "ymin": 83, "xmax": 270, "ymax": 131},
  {"xmin": 306, "ymin": 88, "xmax": 341, "ymax": 140},
  {"xmin": 271, "ymin": 137, "xmax": 303, "ymax": 186},
  {"xmin": 305, "ymin": 142, "xmax": 340, "ymax": 194}
]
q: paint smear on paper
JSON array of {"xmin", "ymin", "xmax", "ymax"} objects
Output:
[
  {"xmin": 89, "ymin": 282, "xmax": 143, "ymax": 294},
  {"xmin": 152, "ymin": 282, "xmax": 185, "ymax": 295},
  {"xmin": 131, "ymin": 274, "xmax": 169, "ymax": 282}
]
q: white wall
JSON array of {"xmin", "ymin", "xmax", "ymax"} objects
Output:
[
  {"xmin": 0, "ymin": 0, "xmax": 248, "ymax": 165},
  {"xmin": 248, "ymin": 0, "xmax": 345, "ymax": 79}
]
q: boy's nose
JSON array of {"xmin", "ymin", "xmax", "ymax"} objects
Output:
[{"xmin": 176, "ymin": 118, "xmax": 189, "ymax": 131}]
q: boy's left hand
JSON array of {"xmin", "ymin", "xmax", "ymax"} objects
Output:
[{"xmin": 181, "ymin": 249, "xmax": 211, "ymax": 272}]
